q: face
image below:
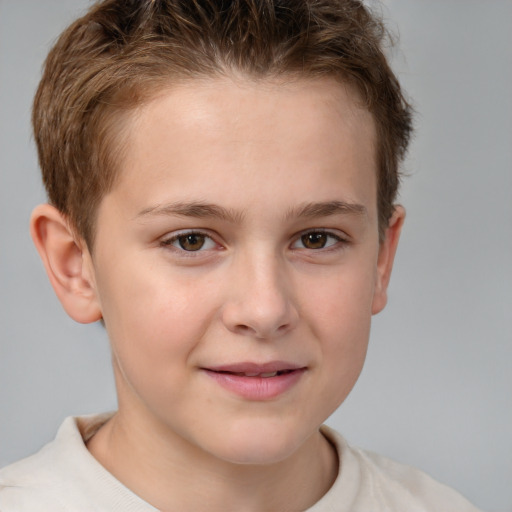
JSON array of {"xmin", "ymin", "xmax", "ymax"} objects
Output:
[{"xmin": 86, "ymin": 77, "xmax": 395, "ymax": 465}]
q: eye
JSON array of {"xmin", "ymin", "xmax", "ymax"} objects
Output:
[
  {"xmin": 292, "ymin": 230, "xmax": 343, "ymax": 250},
  {"xmin": 161, "ymin": 231, "xmax": 217, "ymax": 252}
]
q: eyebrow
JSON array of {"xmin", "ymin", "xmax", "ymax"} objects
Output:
[
  {"xmin": 136, "ymin": 200, "xmax": 367, "ymax": 223},
  {"xmin": 136, "ymin": 201, "xmax": 245, "ymax": 223},
  {"xmin": 285, "ymin": 200, "xmax": 367, "ymax": 220}
]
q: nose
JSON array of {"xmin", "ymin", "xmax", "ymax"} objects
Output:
[{"xmin": 220, "ymin": 252, "xmax": 299, "ymax": 340}]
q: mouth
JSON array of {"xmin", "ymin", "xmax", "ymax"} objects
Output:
[
  {"xmin": 201, "ymin": 362, "xmax": 307, "ymax": 400},
  {"xmin": 204, "ymin": 361, "xmax": 305, "ymax": 376},
  {"xmin": 213, "ymin": 369, "xmax": 297, "ymax": 378}
]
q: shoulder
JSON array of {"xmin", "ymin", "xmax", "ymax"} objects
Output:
[
  {"xmin": 312, "ymin": 426, "xmax": 482, "ymax": 512},
  {"xmin": 0, "ymin": 416, "xmax": 82, "ymax": 511},
  {"xmin": 0, "ymin": 413, "xmax": 155, "ymax": 512},
  {"xmin": 351, "ymin": 446, "xmax": 481, "ymax": 512}
]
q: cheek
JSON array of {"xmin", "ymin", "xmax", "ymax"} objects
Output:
[
  {"xmin": 99, "ymin": 269, "xmax": 219, "ymax": 417},
  {"xmin": 299, "ymin": 264, "xmax": 374, "ymax": 397},
  {"xmin": 302, "ymin": 260, "xmax": 376, "ymax": 334},
  {"xmin": 97, "ymin": 263, "xmax": 217, "ymax": 372},
  {"xmin": 318, "ymin": 285, "xmax": 371, "ymax": 384}
]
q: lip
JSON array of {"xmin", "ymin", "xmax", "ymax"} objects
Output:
[{"xmin": 202, "ymin": 361, "xmax": 307, "ymax": 400}]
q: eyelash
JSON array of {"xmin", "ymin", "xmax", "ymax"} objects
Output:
[
  {"xmin": 160, "ymin": 228, "xmax": 348, "ymax": 256},
  {"xmin": 291, "ymin": 229, "xmax": 347, "ymax": 251},
  {"xmin": 160, "ymin": 230, "xmax": 219, "ymax": 255}
]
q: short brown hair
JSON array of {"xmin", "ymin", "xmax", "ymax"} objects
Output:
[{"xmin": 33, "ymin": 0, "xmax": 413, "ymax": 247}]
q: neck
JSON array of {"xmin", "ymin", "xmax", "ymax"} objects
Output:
[{"xmin": 86, "ymin": 410, "xmax": 338, "ymax": 511}]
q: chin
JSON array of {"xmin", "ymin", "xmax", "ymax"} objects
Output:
[{"xmin": 207, "ymin": 420, "xmax": 310, "ymax": 466}]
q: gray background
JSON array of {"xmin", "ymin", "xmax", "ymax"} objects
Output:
[{"xmin": 1, "ymin": 1, "xmax": 511, "ymax": 510}]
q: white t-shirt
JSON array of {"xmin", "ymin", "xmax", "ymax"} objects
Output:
[{"xmin": 0, "ymin": 414, "xmax": 481, "ymax": 511}]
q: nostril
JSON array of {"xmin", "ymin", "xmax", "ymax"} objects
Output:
[
  {"xmin": 233, "ymin": 321, "xmax": 292, "ymax": 340},
  {"xmin": 276, "ymin": 323, "xmax": 291, "ymax": 334},
  {"xmin": 235, "ymin": 324, "xmax": 252, "ymax": 334}
]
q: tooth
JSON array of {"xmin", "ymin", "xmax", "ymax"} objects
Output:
[
  {"xmin": 244, "ymin": 372, "xmax": 260, "ymax": 377},
  {"xmin": 260, "ymin": 372, "xmax": 278, "ymax": 378}
]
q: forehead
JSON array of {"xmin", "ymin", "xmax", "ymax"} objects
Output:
[
  {"xmin": 107, "ymin": 76, "xmax": 377, "ymax": 221},
  {"xmin": 133, "ymin": 75, "xmax": 374, "ymax": 151}
]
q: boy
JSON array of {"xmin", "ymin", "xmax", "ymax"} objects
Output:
[{"xmin": 0, "ymin": 0, "xmax": 482, "ymax": 510}]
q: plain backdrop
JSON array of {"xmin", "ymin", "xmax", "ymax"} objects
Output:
[{"xmin": 0, "ymin": 1, "xmax": 511, "ymax": 510}]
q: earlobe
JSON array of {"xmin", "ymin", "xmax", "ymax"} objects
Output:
[
  {"xmin": 371, "ymin": 205, "xmax": 405, "ymax": 315},
  {"xmin": 30, "ymin": 204, "xmax": 102, "ymax": 324}
]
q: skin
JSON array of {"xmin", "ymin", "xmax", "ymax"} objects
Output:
[{"xmin": 31, "ymin": 76, "xmax": 404, "ymax": 511}]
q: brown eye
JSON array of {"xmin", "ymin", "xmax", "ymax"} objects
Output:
[
  {"xmin": 177, "ymin": 233, "xmax": 206, "ymax": 251},
  {"xmin": 162, "ymin": 231, "xmax": 217, "ymax": 253},
  {"xmin": 292, "ymin": 231, "xmax": 343, "ymax": 250},
  {"xmin": 301, "ymin": 232, "xmax": 328, "ymax": 249}
]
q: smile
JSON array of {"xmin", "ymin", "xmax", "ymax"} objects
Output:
[
  {"xmin": 202, "ymin": 363, "xmax": 307, "ymax": 400},
  {"xmin": 218, "ymin": 370, "xmax": 294, "ymax": 378}
]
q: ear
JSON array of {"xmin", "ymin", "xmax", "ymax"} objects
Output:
[
  {"xmin": 371, "ymin": 205, "xmax": 405, "ymax": 315},
  {"xmin": 30, "ymin": 204, "xmax": 102, "ymax": 324}
]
